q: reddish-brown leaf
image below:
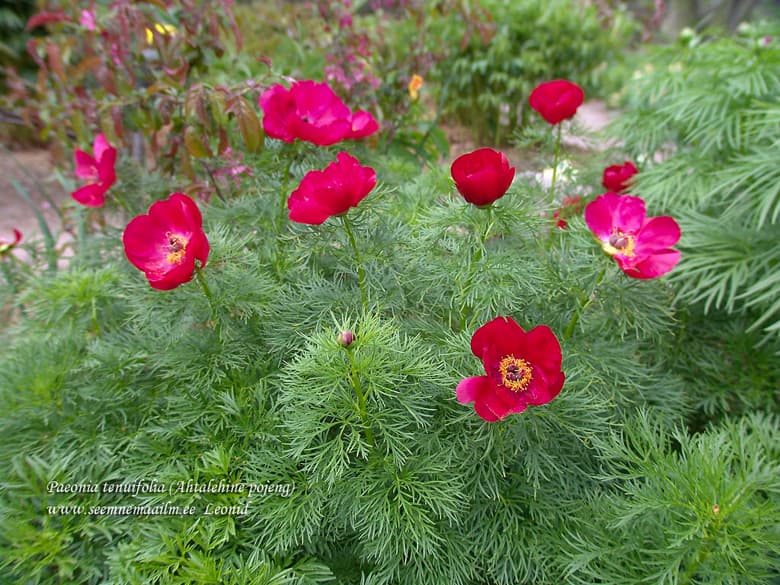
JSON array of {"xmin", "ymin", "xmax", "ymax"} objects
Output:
[{"xmin": 25, "ymin": 11, "xmax": 71, "ymax": 31}]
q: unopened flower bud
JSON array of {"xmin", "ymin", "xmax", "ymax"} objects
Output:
[
  {"xmin": 679, "ymin": 27, "xmax": 695, "ymax": 44},
  {"xmin": 337, "ymin": 330, "xmax": 354, "ymax": 347}
]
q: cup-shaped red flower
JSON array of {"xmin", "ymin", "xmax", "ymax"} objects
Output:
[
  {"xmin": 123, "ymin": 193, "xmax": 210, "ymax": 290},
  {"xmin": 288, "ymin": 152, "xmax": 376, "ymax": 225},
  {"xmin": 259, "ymin": 80, "xmax": 378, "ymax": 146},
  {"xmin": 450, "ymin": 148, "xmax": 516, "ymax": 207},
  {"xmin": 72, "ymin": 133, "xmax": 117, "ymax": 207},
  {"xmin": 585, "ymin": 193, "xmax": 681, "ymax": 279},
  {"xmin": 457, "ymin": 317, "xmax": 565, "ymax": 422},
  {"xmin": 528, "ymin": 80, "xmax": 585, "ymax": 125},
  {"xmin": 602, "ymin": 161, "xmax": 638, "ymax": 193}
]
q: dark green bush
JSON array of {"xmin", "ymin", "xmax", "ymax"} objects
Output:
[
  {"xmin": 438, "ymin": 0, "xmax": 638, "ymax": 144},
  {"xmin": 612, "ymin": 23, "xmax": 780, "ymax": 345}
]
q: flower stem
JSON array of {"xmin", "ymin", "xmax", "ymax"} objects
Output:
[
  {"xmin": 346, "ymin": 345, "xmax": 375, "ymax": 447},
  {"xmin": 342, "ymin": 214, "xmax": 368, "ymax": 313},
  {"xmin": 548, "ymin": 123, "xmax": 563, "ymax": 204},
  {"xmin": 279, "ymin": 155, "xmax": 294, "ymax": 231},
  {"xmin": 204, "ymin": 164, "xmax": 226, "ymax": 203},
  {"xmin": 195, "ymin": 266, "xmax": 222, "ymax": 339},
  {"xmin": 563, "ymin": 264, "xmax": 607, "ymax": 341},
  {"xmin": 459, "ymin": 206, "xmax": 495, "ymax": 330}
]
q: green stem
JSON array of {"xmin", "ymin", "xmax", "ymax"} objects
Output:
[
  {"xmin": 195, "ymin": 266, "xmax": 222, "ymax": 339},
  {"xmin": 0, "ymin": 261, "xmax": 17, "ymax": 297},
  {"xmin": 279, "ymin": 155, "xmax": 294, "ymax": 231},
  {"xmin": 204, "ymin": 164, "xmax": 226, "ymax": 203},
  {"xmin": 563, "ymin": 264, "xmax": 607, "ymax": 341},
  {"xmin": 679, "ymin": 548, "xmax": 709, "ymax": 585},
  {"xmin": 346, "ymin": 346, "xmax": 375, "ymax": 447},
  {"xmin": 548, "ymin": 123, "xmax": 563, "ymax": 204},
  {"xmin": 459, "ymin": 207, "xmax": 494, "ymax": 330},
  {"xmin": 414, "ymin": 75, "xmax": 451, "ymax": 162},
  {"xmin": 90, "ymin": 297, "xmax": 101, "ymax": 337},
  {"xmin": 342, "ymin": 214, "xmax": 368, "ymax": 313}
]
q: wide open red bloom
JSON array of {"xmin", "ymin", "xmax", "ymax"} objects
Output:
[
  {"xmin": 450, "ymin": 148, "xmax": 516, "ymax": 207},
  {"xmin": 288, "ymin": 151, "xmax": 376, "ymax": 225},
  {"xmin": 528, "ymin": 80, "xmax": 584, "ymax": 125},
  {"xmin": 72, "ymin": 133, "xmax": 117, "ymax": 207},
  {"xmin": 123, "ymin": 193, "xmax": 210, "ymax": 290},
  {"xmin": 602, "ymin": 161, "xmax": 638, "ymax": 193},
  {"xmin": 457, "ymin": 317, "xmax": 565, "ymax": 422},
  {"xmin": 259, "ymin": 80, "xmax": 378, "ymax": 146},
  {"xmin": 585, "ymin": 193, "xmax": 681, "ymax": 279}
]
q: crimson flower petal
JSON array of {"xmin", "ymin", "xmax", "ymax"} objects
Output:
[
  {"xmin": 71, "ymin": 183, "xmax": 108, "ymax": 207},
  {"xmin": 0, "ymin": 228, "xmax": 22, "ymax": 255},
  {"xmin": 93, "ymin": 134, "xmax": 113, "ymax": 162},
  {"xmin": 259, "ymin": 84, "xmax": 297, "ymax": 143},
  {"xmin": 74, "ymin": 150, "xmax": 98, "ymax": 180},
  {"xmin": 474, "ymin": 399, "xmax": 501, "ymax": 422},
  {"xmin": 522, "ymin": 325, "xmax": 563, "ymax": 376},
  {"xmin": 348, "ymin": 110, "xmax": 379, "ymax": 139},
  {"xmin": 456, "ymin": 376, "xmax": 489, "ymax": 404},
  {"xmin": 482, "ymin": 387, "xmax": 526, "ymax": 419},
  {"xmin": 636, "ymin": 216, "xmax": 681, "ymax": 251},
  {"xmin": 584, "ymin": 192, "xmax": 621, "ymax": 241},
  {"xmin": 621, "ymin": 249, "xmax": 681, "ymax": 280},
  {"xmin": 614, "ymin": 195, "xmax": 646, "ymax": 234},
  {"xmin": 470, "ymin": 316, "xmax": 524, "ymax": 363}
]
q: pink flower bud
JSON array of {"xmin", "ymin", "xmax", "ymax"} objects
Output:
[{"xmin": 338, "ymin": 330, "xmax": 355, "ymax": 347}]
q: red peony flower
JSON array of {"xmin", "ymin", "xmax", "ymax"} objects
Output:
[
  {"xmin": 552, "ymin": 195, "xmax": 584, "ymax": 229},
  {"xmin": 585, "ymin": 193, "xmax": 681, "ymax": 279},
  {"xmin": 72, "ymin": 134, "xmax": 117, "ymax": 207},
  {"xmin": 123, "ymin": 193, "xmax": 210, "ymax": 290},
  {"xmin": 259, "ymin": 80, "xmax": 378, "ymax": 146},
  {"xmin": 288, "ymin": 151, "xmax": 376, "ymax": 225},
  {"xmin": 457, "ymin": 317, "xmax": 565, "ymax": 422},
  {"xmin": 0, "ymin": 228, "xmax": 22, "ymax": 256},
  {"xmin": 602, "ymin": 161, "xmax": 638, "ymax": 193},
  {"xmin": 528, "ymin": 80, "xmax": 585, "ymax": 125},
  {"xmin": 450, "ymin": 148, "xmax": 516, "ymax": 207}
]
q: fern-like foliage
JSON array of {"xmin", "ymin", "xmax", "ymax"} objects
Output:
[{"xmin": 611, "ymin": 24, "xmax": 780, "ymax": 342}]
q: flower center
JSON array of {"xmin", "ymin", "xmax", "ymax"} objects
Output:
[
  {"xmin": 498, "ymin": 355, "xmax": 533, "ymax": 393},
  {"xmin": 603, "ymin": 230, "xmax": 636, "ymax": 258},
  {"xmin": 85, "ymin": 164, "xmax": 99, "ymax": 181},
  {"xmin": 165, "ymin": 232, "xmax": 188, "ymax": 264}
]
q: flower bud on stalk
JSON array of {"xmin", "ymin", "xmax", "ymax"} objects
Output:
[{"xmin": 338, "ymin": 330, "xmax": 355, "ymax": 348}]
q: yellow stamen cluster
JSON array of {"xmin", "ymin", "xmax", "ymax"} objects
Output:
[
  {"xmin": 498, "ymin": 355, "xmax": 533, "ymax": 393},
  {"xmin": 166, "ymin": 232, "xmax": 188, "ymax": 265},
  {"xmin": 602, "ymin": 230, "xmax": 636, "ymax": 258}
]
